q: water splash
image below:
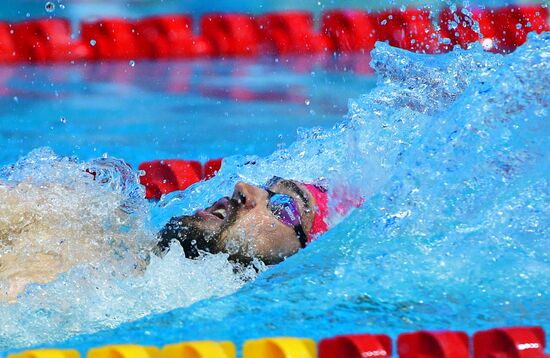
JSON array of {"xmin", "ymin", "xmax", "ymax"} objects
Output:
[
  {"xmin": 55, "ymin": 32, "xmax": 548, "ymax": 350},
  {"xmin": 0, "ymin": 148, "xmax": 255, "ymax": 349}
]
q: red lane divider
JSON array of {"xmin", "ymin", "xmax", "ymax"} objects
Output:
[
  {"xmin": 136, "ymin": 15, "xmax": 212, "ymax": 58},
  {"xmin": 398, "ymin": 330, "xmax": 470, "ymax": 357},
  {"xmin": 374, "ymin": 8, "xmax": 441, "ymax": 53},
  {"xmin": 319, "ymin": 333, "xmax": 392, "ymax": 357},
  {"xmin": 491, "ymin": 5, "xmax": 549, "ymax": 52},
  {"xmin": 81, "ymin": 18, "xmax": 143, "ymax": 60},
  {"xmin": 439, "ymin": 7, "xmax": 489, "ymax": 51},
  {"xmin": 0, "ymin": 22, "xmax": 17, "ymax": 63},
  {"xmin": 10, "ymin": 19, "xmax": 89, "ymax": 62},
  {"xmin": 321, "ymin": 10, "xmax": 377, "ymax": 53},
  {"xmin": 201, "ymin": 13, "xmax": 260, "ymax": 56},
  {"xmin": 439, "ymin": 5, "xmax": 548, "ymax": 53},
  {"xmin": 1, "ymin": 6, "xmax": 545, "ymax": 63},
  {"xmin": 204, "ymin": 158, "xmax": 223, "ymax": 180},
  {"xmin": 474, "ymin": 326, "xmax": 548, "ymax": 358},
  {"xmin": 139, "ymin": 158, "xmax": 222, "ymax": 200},
  {"xmin": 257, "ymin": 11, "xmax": 331, "ymax": 55}
]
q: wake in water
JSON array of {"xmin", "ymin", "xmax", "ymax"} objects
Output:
[
  {"xmin": 0, "ymin": 151, "xmax": 257, "ymax": 348},
  {"xmin": 0, "ymin": 32, "xmax": 549, "ymax": 351}
]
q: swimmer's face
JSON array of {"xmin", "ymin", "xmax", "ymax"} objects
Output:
[{"xmin": 157, "ymin": 179, "xmax": 316, "ymax": 265}]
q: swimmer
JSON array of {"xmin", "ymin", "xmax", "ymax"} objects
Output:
[
  {"xmin": 0, "ymin": 170, "xmax": 346, "ymax": 301},
  {"xmin": 156, "ymin": 177, "xmax": 330, "ymax": 265}
]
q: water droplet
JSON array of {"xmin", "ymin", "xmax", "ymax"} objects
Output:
[
  {"xmin": 26, "ymin": 12, "xmax": 31, "ymax": 18},
  {"xmin": 59, "ymin": 3, "xmax": 65, "ymax": 9},
  {"xmin": 45, "ymin": 2, "xmax": 55, "ymax": 12},
  {"xmin": 89, "ymin": 39, "xmax": 96, "ymax": 46},
  {"xmin": 481, "ymin": 38, "xmax": 494, "ymax": 50},
  {"xmin": 129, "ymin": 60, "xmax": 135, "ymax": 67},
  {"xmin": 304, "ymin": 99, "xmax": 310, "ymax": 106},
  {"xmin": 13, "ymin": 96, "xmax": 19, "ymax": 103},
  {"xmin": 60, "ymin": 117, "xmax": 67, "ymax": 124},
  {"xmin": 381, "ymin": 19, "xmax": 387, "ymax": 26}
]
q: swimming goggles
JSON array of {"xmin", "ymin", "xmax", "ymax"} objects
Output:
[{"xmin": 266, "ymin": 189, "xmax": 308, "ymax": 248}]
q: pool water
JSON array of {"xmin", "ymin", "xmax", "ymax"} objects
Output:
[
  {"xmin": 0, "ymin": 27, "xmax": 549, "ymax": 358},
  {"xmin": 0, "ymin": 55, "xmax": 374, "ymax": 168}
]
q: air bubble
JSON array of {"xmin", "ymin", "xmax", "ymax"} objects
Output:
[
  {"xmin": 45, "ymin": 2, "xmax": 55, "ymax": 12},
  {"xmin": 129, "ymin": 60, "xmax": 135, "ymax": 67},
  {"xmin": 89, "ymin": 39, "xmax": 96, "ymax": 46},
  {"xmin": 60, "ymin": 117, "xmax": 67, "ymax": 124},
  {"xmin": 305, "ymin": 99, "xmax": 311, "ymax": 106}
]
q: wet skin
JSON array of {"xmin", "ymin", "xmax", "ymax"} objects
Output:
[{"xmin": 157, "ymin": 179, "xmax": 317, "ymax": 265}]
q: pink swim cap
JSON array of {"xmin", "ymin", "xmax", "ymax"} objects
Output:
[{"xmin": 303, "ymin": 183, "xmax": 329, "ymax": 244}]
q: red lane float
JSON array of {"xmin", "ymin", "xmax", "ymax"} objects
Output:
[
  {"xmin": 201, "ymin": 13, "xmax": 260, "ymax": 56},
  {"xmin": 490, "ymin": 5, "xmax": 549, "ymax": 52},
  {"xmin": 319, "ymin": 333, "xmax": 392, "ymax": 358},
  {"xmin": 204, "ymin": 158, "xmax": 223, "ymax": 180},
  {"xmin": 0, "ymin": 5, "xmax": 547, "ymax": 63},
  {"xmin": 398, "ymin": 330, "xmax": 470, "ymax": 358},
  {"xmin": 139, "ymin": 160, "xmax": 202, "ymax": 200},
  {"xmin": 439, "ymin": 5, "xmax": 548, "ymax": 52},
  {"xmin": 0, "ymin": 22, "xmax": 17, "ymax": 63},
  {"xmin": 257, "ymin": 11, "xmax": 331, "ymax": 55},
  {"xmin": 473, "ymin": 326, "xmax": 547, "ymax": 358},
  {"xmin": 137, "ymin": 15, "xmax": 211, "ymax": 58},
  {"xmin": 374, "ymin": 8, "xmax": 441, "ymax": 53},
  {"xmin": 10, "ymin": 19, "xmax": 89, "ymax": 62},
  {"xmin": 139, "ymin": 158, "xmax": 223, "ymax": 199},
  {"xmin": 321, "ymin": 10, "xmax": 376, "ymax": 53},
  {"xmin": 81, "ymin": 18, "xmax": 143, "ymax": 60},
  {"xmin": 439, "ymin": 7, "xmax": 488, "ymax": 51}
]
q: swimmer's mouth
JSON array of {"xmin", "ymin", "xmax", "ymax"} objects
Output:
[{"xmin": 199, "ymin": 197, "xmax": 233, "ymax": 222}]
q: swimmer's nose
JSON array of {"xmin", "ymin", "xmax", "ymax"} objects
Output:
[{"xmin": 232, "ymin": 182, "xmax": 261, "ymax": 209}]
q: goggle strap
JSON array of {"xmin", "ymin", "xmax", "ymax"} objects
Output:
[{"xmin": 294, "ymin": 225, "xmax": 307, "ymax": 248}]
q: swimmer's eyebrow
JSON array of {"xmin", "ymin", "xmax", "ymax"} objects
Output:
[{"xmin": 274, "ymin": 179, "xmax": 311, "ymax": 212}]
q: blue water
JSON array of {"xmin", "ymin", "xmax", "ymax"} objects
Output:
[
  {"xmin": 0, "ymin": 29, "xmax": 548, "ymax": 358},
  {"xmin": 0, "ymin": 56, "xmax": 373, "ymax": 168}
]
